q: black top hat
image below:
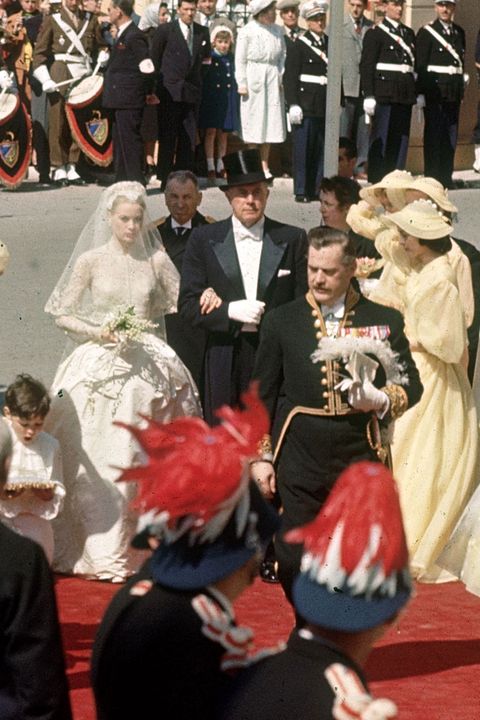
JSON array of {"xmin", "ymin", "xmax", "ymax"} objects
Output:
[{"xmin": 221, "ymin": 149, "xmax": 269, "ymax": 189}]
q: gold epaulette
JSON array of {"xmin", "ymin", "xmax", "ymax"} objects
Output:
[{"xmin": 382, "ymin": 384, "xmax": 408, "ymax": 420}]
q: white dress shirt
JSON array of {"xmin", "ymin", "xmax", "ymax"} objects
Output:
[
  {"xmin": 232, "ymin": 215, "xmax": 264, "ymax": 331},
  {"xmin": 321, "ymin": 295, "xmax": 345, "ymax": 337}
]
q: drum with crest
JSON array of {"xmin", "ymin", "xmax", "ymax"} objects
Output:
[
  {"xmin": 0, "ymin": 91, "xmax": 32, "ymax": 190},
  {"xmin": 65, "ymin": 74, "xmax": 114, "ymax": 167}
]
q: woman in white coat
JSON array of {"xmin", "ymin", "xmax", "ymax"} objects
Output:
[{"xmin": 235, "ymin": 0, "xmax": 286, "ymax": 179}]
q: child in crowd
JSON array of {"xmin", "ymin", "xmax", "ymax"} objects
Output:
[
  {"xmin": 0, "ymin": 374, "xmax": 65, "ymax": 564},
  {"xmin": 198, "ymin": 25, "xmax": 239, "ymax": 181}
]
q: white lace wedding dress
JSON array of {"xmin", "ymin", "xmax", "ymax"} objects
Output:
[{"xmin": 45, "ymin": 241, "xmax": 201, "ymax": 582}]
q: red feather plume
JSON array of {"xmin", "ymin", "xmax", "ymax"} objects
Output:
[
  {"xmin": 285, "ymin": 461, "xmax": 408, "ymax": 577},
  {"xmin": 115, "ymin": 384, "xmax": 269, "ymax": 534}
]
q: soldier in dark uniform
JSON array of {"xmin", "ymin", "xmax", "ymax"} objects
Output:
[
  {"xmin": 32, "ymin": 0, "xmax": 103, "ymax": 185},
  {"xmin": 284, "ymin": 0, "xmax": 329, "ymax": 203},
  {"xmin": 102, "ymin": 0, "xmax": 156, "ymax": 185},
  {"xmin": 251, "ymin": 227, "xmax": 422, "ymax": 600},
  {"xmin": 360, "ymin": 0, "xmax": 417, "ymax": 183},
  {"xmin": 220, "ymin": 461, "xmax": 412, "ymax": 720},
  {"xmin": 278, "ymin": 0, "xmax": 302, "ymax": 45},
  {"xmin": 154, "ymin": 170, "xmax": 214, "ymax": 388},
  {"xmin": 415, "ymin": 0, "xmax": 465, "ymax": 189},
  {"xmin": 91, "ymin": 393, "xmax": 279, "ymax": 720}
]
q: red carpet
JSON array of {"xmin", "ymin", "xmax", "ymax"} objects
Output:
[{"xmin": 56, "ymin": 576, "xmax": 480, "ymax": 719}]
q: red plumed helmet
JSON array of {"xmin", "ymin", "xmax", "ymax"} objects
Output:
[{"xmin": 116, "ymin": 384, "xmax": 269, "ymax": 543}]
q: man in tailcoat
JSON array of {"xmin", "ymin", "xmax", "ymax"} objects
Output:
[
  {"xmin": 32, "ymin": 0, "xmax": 103, "ymax": 185},
  {"xmin": 360, "ymin": 0, "xmax": 417, "ymax": 183},
  {"xmin": 179, "ymin": 149, "xmax": 308, "ymax": 425},
  {"xmin": 284, "ymin": 0, "xmax": 329, "ymax": 203},
  {"xmin": 154, "ymin": 170, "xmax": 214, "ymax": 388},
  {"xmin": 0, "ymin": 419, "xmax": 72, "ymax": 720},
  {"xmin": 251, "ymin": 228, "xmax": 422, "ymax": 599},
  {"xmin": 339, "ymin": 0, "xmax": 372, "ymax": 178},
  {"xmin": 415, "ymin": 0, "xmax": 466, "ymax": 189},
  {"xmin": 150, "ymin": 0, "xmax": 211, "ymax": 190},
  {"xmin": 102, "ymin": 0, "xmax": 155, "ymax": 185}
]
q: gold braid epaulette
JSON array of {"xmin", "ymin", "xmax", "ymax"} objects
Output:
[
  {"xmin": 382, "ymin": 385, "xmax": 408, "ymax": 420},
  {"xmin": 256, "ymin": 434, "xmax": 273, "ymax": 461}
]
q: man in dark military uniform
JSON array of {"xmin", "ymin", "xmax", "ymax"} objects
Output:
[
  {"xmin": 416, "ymin": 0, "xmax": 465, "ymax": 189},
  {"xmin": 103, "ymin": 0, "xmax": 156, "ymax": 185},
  {"xmin": 284, "ymin": 0, "xmax": 329, "ymax": 203},
  {"xmin": 278, "ymin": 0, "xmax": 302, "ymax": 46},
  {"xmin": 154, "ymin": 170, "xmax": 214, "ymax": 388},
  {"xmin": 360, "ymin": 0, "xmax": 417, "ymax": 183},
  {"xmin": 251, "ymin": 227, "xmax": 422, "ymax": 599},
  {"xmin": 32, "ymin": 0, "xmax": 104, "ymax": 185}
]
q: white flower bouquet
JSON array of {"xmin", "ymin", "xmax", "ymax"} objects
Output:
[{"xmin": 102, "ymin": 305, "xmax": 158, "ymax": 343}]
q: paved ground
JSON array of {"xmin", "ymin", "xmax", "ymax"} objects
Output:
[{"xmin": 1, "ymin": 170, "xmax": 480, "ymax": 387}]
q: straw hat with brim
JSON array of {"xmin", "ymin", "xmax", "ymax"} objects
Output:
[
  {"xmin": 220, "ymin": 149, "xmax": 269, "ymax": 190},
  {"xmin": 360, "ymin": 170, "xmax": 413, "ymax": 210},
  {"xmin": 404, "ymin": 176, "xmax": 457, "ymax": 214},
  {"xmin": 249, "ymin": 0, "xmax": 276, "ymax": 16},
  {"xmin": 150, "ymin": 483, "xmax": 279, "ymax": 590},
  {"xmin": 382, "ymin": 199, "xmax": 453, "ymax": 240}
]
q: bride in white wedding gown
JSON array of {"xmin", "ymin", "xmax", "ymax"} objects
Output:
[{"xmin": 44, "ymin": 182, "xmax": 201, "ymax": 582}]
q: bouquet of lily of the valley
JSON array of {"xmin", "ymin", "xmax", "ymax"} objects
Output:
[{"xmin": 102, "ymin": 305, "xmax": 158, "ymax": 342}]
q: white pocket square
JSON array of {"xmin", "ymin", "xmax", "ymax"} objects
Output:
[{"xmin": 277, "ymin": 269, "xmax": 291, "ymax": 277}]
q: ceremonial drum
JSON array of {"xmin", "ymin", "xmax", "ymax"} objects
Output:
[
  {"xmin": 65, "ymin": 74, "xmax": 114, "ymax": 167},
  {"xmin": 0, "ymin": 91, "xmax": 32, "ymax": 190}
]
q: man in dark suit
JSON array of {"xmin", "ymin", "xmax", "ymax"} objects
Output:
[
  {"xmin": 0, "ymin": 419, "xmax": 72, "ymax": 720},
  {"xmin": 415, "ymin": 0, "xmax": 465, "ymax": 189},
  {"xmin": 154, "ymin": 170, "xmax": 214, "ymax": 387},
  {"xmin": 179, "ymin": 149, "xmax": 308, "ymax": 425},
  {"xmin": 251, "ymin": 227, "xmax": 422, "ymax": 599},
  {"xmin": 360, "ymin": 0, "xmax": 417, "ymax": 183},
  {"xmin": 102, "ymin": 0, "xmax": 156, "ymax": 184},
  {"xmin": 339, "ymin": 0, "xmax": 372, "ymax": 179},
  {"xmin": 284, "ymin": 0, "xmax": 329, "ymax": 203},
  {"xmin": 150, "ymin": 0, "xmax": 211, "ymax": 190}
]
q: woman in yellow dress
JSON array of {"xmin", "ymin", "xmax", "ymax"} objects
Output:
[{"xmin": 374, "ymin": 199, "xmax": 478, "ymax": 582}]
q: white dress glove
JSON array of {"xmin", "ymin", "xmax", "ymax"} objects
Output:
[
  {"xmin": 33, "ymin": 64, "xmax": 56, "ymax": 92},
  {"xmin": 97, "ymin": 49, "xmax": 110, "ymax": 67},
  {"xmin": 348, "ymin": 381, "xmax": 389, "ymax": 416},
  {"xmin": 42, "ymin": 79, "xmax": 57, "ymax": 93},
  {"xmin": 228, "ymin": 299, "xmax": 265, "ymax": 324},
  {"xmin": 288, "ymin": 104, "xmax": 303, "ymax": 125},
  {"xmin": 0, "ymin": 70, "xmax": 13, "ymax": 90},
  {"xmin": 363, "ymin": 97, "xmax": 376, "ymax": 116},
  {"xmin": 415, "ymin": 94, "xmax": 425, "ymax": 109}
]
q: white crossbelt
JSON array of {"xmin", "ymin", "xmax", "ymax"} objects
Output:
[
  {"xmin": 299, "ymin": 73, "xmax": 327, "ymax": 85},
  {"xmin": 54, "ymin": 53, "xmax": 88, "ymax": 62},
  {"xmin": 427, "ymin": 64, "xmax": 463, "ymax": 75},
  {"xmin": 376, "ymin": 62, "xmax": 413, "ymax": 73}
]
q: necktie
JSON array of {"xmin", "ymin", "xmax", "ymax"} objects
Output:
[
  {"xmin": 186, "ymin": 25, "xmax": 193, "ymax": 54},
  {"xmin": 176, "ymin": 227, "xmax": 187, "ymax": 237},
  {"xmin": 355, "ymin": 20, "xmax": 362, "ymax": 34}
]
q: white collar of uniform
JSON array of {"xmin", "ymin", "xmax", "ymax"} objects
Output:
[
  {"xmin": 232, "ymin": 215, "xmax": 264, "ymax": 241},
  {"xmin": 171, "ymin": 217, "xmax": 192, "ymax": 230},
  {"xmin": 385, "ymin": 17, "xmax": 399, "ymax": 29},
  {"xmin": 206, "ymin": 585, "xmax": 235, "ymax": 621},
  {"xmin": 117, "ymin": 19, "xmax": 133, "ymax": 38},
  {"xmin": 309, "ymin": 29, "xmax": 324, "ymax": 41},
  {"xmin": 321, "ymin": 294, "xmax": 346, "ymax": 319},
  {"xmin": 439, "ymin": 19, "xmax": 452, "ymax": 32},
  {"xmin": 178, "ymin": 18, "xmax": 192, "ymax": 37}
]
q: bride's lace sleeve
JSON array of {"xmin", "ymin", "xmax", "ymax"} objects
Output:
[
  {"xmin": 52, "ymin": 254, "xmax": 104, "ymax": 341},
  {"xmin": 151, "ymin": 248, "xmax": 180, "ymax": 317}
]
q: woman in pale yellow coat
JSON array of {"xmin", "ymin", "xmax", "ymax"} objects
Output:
[{"xmin": 375, "ymin": 200, "xmax": 478, "ymax": 583}]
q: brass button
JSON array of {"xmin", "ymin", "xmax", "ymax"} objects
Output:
[
  {"xmin": 322, "ymin": 391, "xmax": 329, "ymax": 398},
  {"xmin": 316, "ymin": 331, "xmax": 322, "ymax": 340},
  {"xmin": 321, "ymin": 378, "xmax": 327, "ymax": 385},
  {"xmin": 323, "ymin": 404, "xmax": 329, "ymax": 410},
  {"xmin": 314, "ymin": 318, "xmax": 321, "ymax": 328},
  {"xmin": 321, "ymin": 365, "xmax": 327, "ymax": 372}
]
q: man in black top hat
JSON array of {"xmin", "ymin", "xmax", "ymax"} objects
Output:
[{"xmin": 179, "ymin": 148, "xmax": 308, "ymax": 426}]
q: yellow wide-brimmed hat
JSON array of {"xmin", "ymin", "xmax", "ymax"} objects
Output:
[
  {"xmin": 359, "ymin": 170, "xmax": 413, "ymax": 211},
  {"xmin": 403, "ymin": 175, "xmax": 457, "ymax": 214},
  {"xmin": 382, "ymin": 199, "xmax": 453, "ymax": 240}
]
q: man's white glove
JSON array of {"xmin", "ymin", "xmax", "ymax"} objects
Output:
[
  {"xmin": 42, "ymin": 79, "xmax": 57, "ymax": 93},
  {"xmin": 347, "ymin": 381, "xmax": 389, "ymax": 416},
  {"xmin": 33, "ymin": 65, "xmax": 57, "ymax": 93},
  {"xmin": 288, "ymin": 104, "xmax": 303, "ymax": 125},
  {"xmin": 363, "ymin": 97, "xmax": 376, "ymax": 116},
  {"xmin": 97, "ymin": 49, "xmax": 110, "ymax": 67},
  {"xmin": 415, "ymin": 94, "xmax": 425, "ymax": 109},
  {"xmin": 0, "ymin": 70, "xmax": 13, "ymax": 90},
  {"xmin": 228, "ymin": 299, "xmax": 265, "ymax": 324}
]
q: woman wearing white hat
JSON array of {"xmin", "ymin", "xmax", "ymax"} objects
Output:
[
  {"xmin": 235, "ymin": 0, "xmax": 287, "ymax": 179},
  {"xmin": 376, "ymin": 199, "xmax": 478, "ymax": 583}
]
